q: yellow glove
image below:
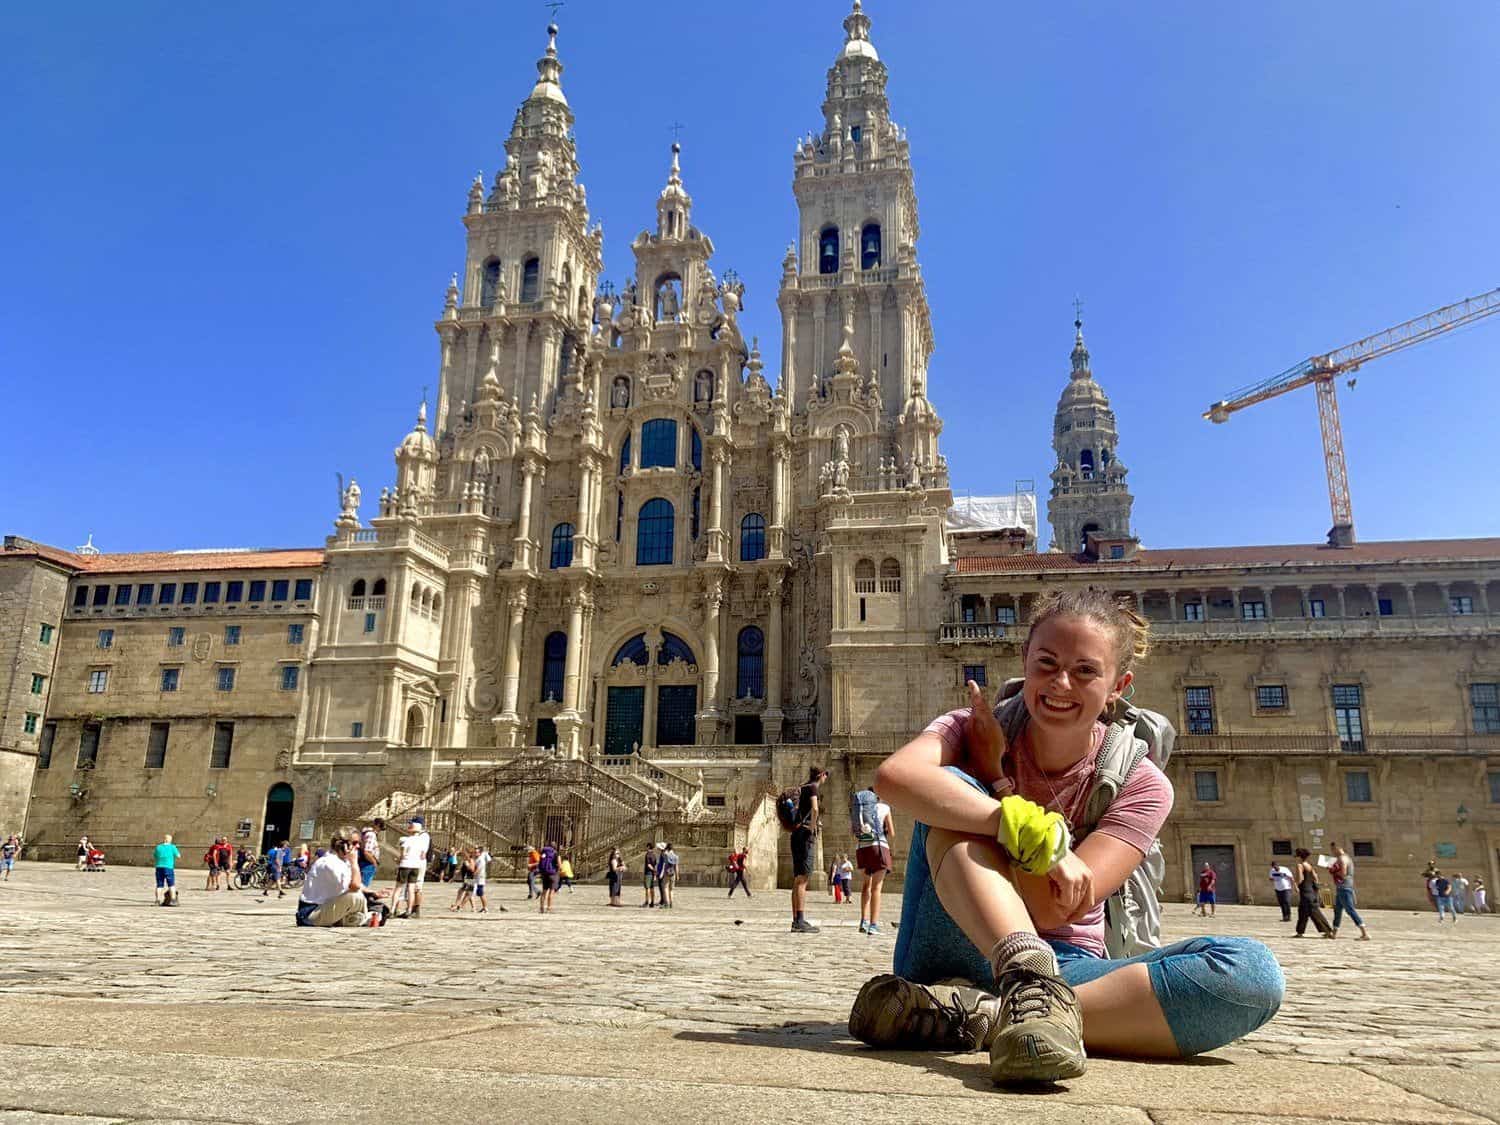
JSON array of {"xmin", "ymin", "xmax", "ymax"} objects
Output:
[{"xmin": 996, "ymin": 795, "xmax": 1070, "ymax": 875}]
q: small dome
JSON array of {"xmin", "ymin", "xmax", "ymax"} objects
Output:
[{"xmin": 398, "ymin": 402, "xmax": 437, "ymax": 458}]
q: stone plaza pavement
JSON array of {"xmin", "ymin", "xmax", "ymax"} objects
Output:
[{"xmin": 0, "ymin": 863, "xmax": 1496, "ymax": 1124}]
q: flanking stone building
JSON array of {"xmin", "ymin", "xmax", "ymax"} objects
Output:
[{"xmin": 4, "ymin": 5, "xmax": 1498, "ymax": 904}]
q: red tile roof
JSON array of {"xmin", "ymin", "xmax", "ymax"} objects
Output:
[
  {"xmin": 3, "ymin": 539, "xmax": 323, "ymax": 575},
  {"xmin": 952, "ymin": 538, "xmax": 1500, "ymax": 576}
]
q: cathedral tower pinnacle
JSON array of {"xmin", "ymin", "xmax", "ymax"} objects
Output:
[{"xmin": 1047, "ymin": 310, "xmax": 1135, "ymax": 554}]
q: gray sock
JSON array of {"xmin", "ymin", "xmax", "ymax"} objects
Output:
[{"xmin": 988, "ymin": 932, "xmax": 1060, "ymax": 981}]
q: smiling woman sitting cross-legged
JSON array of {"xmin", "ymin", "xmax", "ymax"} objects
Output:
[{"xmin": 848, "ymin": 587, "xmax": 1284, "ymax": 1086}]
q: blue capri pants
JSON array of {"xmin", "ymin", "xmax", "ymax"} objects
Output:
[{"xmin": 891, "ymin": 767, "xmax": 1284, "ymax": 1057}]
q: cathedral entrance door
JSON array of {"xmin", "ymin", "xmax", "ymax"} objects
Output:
[
  {"xmin": 261, "ymin": 783, "xmax": 294, "ymax": 855},
  {"xmin": 605, "ymin": 686, "xmax": 645, "ymax": 755},
  {"xmin": 655, "ymin": 685, "xmax": 697, "ymax": 746}
]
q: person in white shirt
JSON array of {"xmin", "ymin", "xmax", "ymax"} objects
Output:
[
  {"xmin": 1268, "ymin": 862, "xmax": 1295, "ymax": 922},
  {"xmin": 394, "ymin": 816, "xmax": 431, "ymax": 919},
  {"xmin": 473, "ymin": 847, "xmax": 496, "ymax": 913},
  {"xmin": 296, "ymin": 831, "xmax": 375, "ymax": 927},
  {"xmin": 854, "ymin": 790, "xmax": 895, "ymax": 936}
]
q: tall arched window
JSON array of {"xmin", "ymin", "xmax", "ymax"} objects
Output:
[
  {"xmin": 737, "ymin": 626, "xmax": 764, "ymax": 699},
  {"xmin": 879, "ymin": 557, "xmax": 902, "ymax": 594},
  {"xmin": 540, "ymin": 631, "xmax": 567, "ymax": 702},
  {"xmin": 636, "ymin": 498, "xmax": 675, "ymax": 566},
  {"xmin": 350, "ymin": 579, "xmax": 367, "ymax": 598},
  {"xmin": 371, "ymin": 578, "xmax": 387, "ymax": 597},
  {"xmin": 520, "ymin": 256, "xmax": 540, "ymax": 302},
  {"xmin": 619, "ymin": 432, "xmax": 632, "ymax": 473},
  {"xmin": 1100, "ymin": 447, "xmax": 1112, "ymax": 468},
  {"xmin": 819, "ymin": 227, "xmax": 840, "ymax": 275},
  {"xmin": 550, "ymin": 523, "xmax": 575, "ymax": 569},
  {"xmin": 612, "ymin": 633, "xmax": 649, "ymax": 666},
  {"xmin": 641, "ymin": 418, "xmax": 678, "ymax": 469},
  {"xmin": 404, "ymin": 706, "xmax": 426, "ymax": 747},
  {"xmin": 691, "ymin": 427, "xmax": 702, "ymax": 472},
  {"xmin": 657, "ymin": 632, "xmax": 696, "ymax": 666},
  {"xmin": 860, "ymin": 223, "xmax": 882, "ymax": 270},
  {"xmin": 740, "ymin": 513, "xmax": 767, "ymax": 561},
  {"xmin": 1079, "ymin": 449, "xmax": 1095, "ymax": 478},
  {"xmin": 853, "ymin": 558, "xmax": 876, "ymax": 593},
  {"xmin": 480, "ymin": 259, "xmax": 501, "ymax": 308}
]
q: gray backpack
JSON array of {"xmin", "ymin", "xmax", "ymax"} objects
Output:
[{"xmin": 994, "ymin": 679, "xmax": 1175, "ymax": 958}]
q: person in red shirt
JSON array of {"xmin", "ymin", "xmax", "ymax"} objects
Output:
[
  {"xmin": 726, "ymin": 847, "xmax": 751, "ymax": 898},
  {"xmin": 1194, "ymin": 864, "xmax": 1217, "ymax": 917}
]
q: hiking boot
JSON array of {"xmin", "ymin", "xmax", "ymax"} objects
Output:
[
  {"xmin": 987, "ymin": 946, "xmax": 1086, "ymax": 1085},
  {"xmin": 790, "ymin": 917, "xmax": 820, "ymax": 934},
  {"xmin": 848, "ymin": 975, "xmax": 1000, "ymax": 1052}
]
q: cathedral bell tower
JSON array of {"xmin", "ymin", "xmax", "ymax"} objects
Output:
[{"xmin": 1047, "ymin": 314, "xmax": 1135, "ymax": 554}]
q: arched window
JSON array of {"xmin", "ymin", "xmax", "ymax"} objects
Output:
[
  {"xmin": 404, "ymin": 706, "xmax": 426, "ymax": 747},
  {"xmin": 853, "ymin": 558, "xmax": 876, "ymax": 593},
  {"xmin": 619, "ymin": 432, "xmax": 632, "ymax": 472},
  {"xmin": 550, "ymin": 522, "xmax": 575, "ymax": 569},
  {"xmin": 371, "ymin": 578, "xmax": 387, "ymax": 597},
  {"xmin": 860, "ymin": 223, "xmax": 882, "ymax": 270},
  {"xmin": 409, "ymin": 582, "xmax": 422, "ymax": 606},
  {"xmin": 658, "ymin": 631, "xmax": 696, "ymax": 666},
  {"xmin": 740, "ymin": 513, "xmax": 767, "ymax": 561},
  {"xmin": 432, "ymin": 592, "xmax": 442, "ymax": 615},
  {"xmin": 1079, "ymin": 449, "xmax": 1095, "ymax": 478},
  {"xmin": 520, "ymin": 256, "xmax": 540, "ymax": 302},
  {"xmin": 560, "ymin": 263, "xmax": 572, "ymax": 303},
  {"xmin": 636, "ymin": 498, "xmax": 675, "ymax": 566},
  {"xmin": 612, "ymin": 633, "xmax": 649, "ymax": 666},
  {"xmin": 819, "ymin": 226, "xmax": 840, "ymax": 275},
  {"xmin": 691, "ymin": 427, "xmax": 702, "ymax": 472},
  {"xmin": 737, "ymin": 626, "xmax": 764, "ymax": 699},
  {"xmin": 350, "ymin": 579, "xmax": 367, "ymax": 598},
  {"xmin": 558, "ymin": 331, "xmax": 574, "ymax": 378},
  {"xmin": 540, "ymin": 631, "xmax": 567, "ymax": 702},
  {"xmin": 1079, "ymin": 522, "xmax": 1100, "ymax": 554},
  {"xmin": 480, "ymin": 258, "xmax": 501, "ymax": 308},
  {"xmin": 1100, "ymin": 446, "xmax": 1112, "ymax": 468},
  {"xmin": 694, "ymin": 370, "xmax": 714, "ymax": 402},
  {"xmin": 640, "ymin": 419, "xmax": 678, "ymax": 469},
  {"xmin": 879, "ymin": 557, "xmax": 902, "ymax": 593}
]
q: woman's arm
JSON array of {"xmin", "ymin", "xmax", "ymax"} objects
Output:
[{"xmin": 874, "ymin": 731, "xmax": 1003, "ymax": 839}]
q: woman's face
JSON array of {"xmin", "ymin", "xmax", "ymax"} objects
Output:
[{"xmin": 1021, "ymin": 615, "xmax": 1130, "ymax": 738}]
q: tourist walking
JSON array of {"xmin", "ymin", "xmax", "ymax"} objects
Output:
[
  {"xmin": 473, "ymin": 845, "xmax": 497, "ymax": 912},
  {"xmin": 526, "ymin": 844, "xmax": 541, "ymax": 899},
  {"xmin": 1432, "ymin": 872, "xmax": 1457, "ymax": 922},
  {"xmin": 851, "ymin": 788, "xmax": 894, "ymax": 935},
  {"xmin": 829, "ymin": 857, "xmax": 843, "ymax": 902},
  {"xmin": 76, "ymin": 836, "xmax": 90, "ymax": 871},
  {"xmin": 1194, "ymin": 863, "xmax": 1217, "ymax": 917},
  {"xmin": 847, "ymin": 590, "xmax": 1283, "ymax": 1085},
  {"xmin": 1293, "ymin": 848, "xmax": 1335, "ymax": 938},
  {"xmin": 656, "ymin": 842, "xmax": 679, "ymax": 908},
  {"xmin": 1, "ymin": 833, "xmax": 18, "ymax": 880},
  {"xmin": 1472, "ymin": 877, "xmax": 1488, "ymax": 914},
  {"xmin": 1453, "ymin": 872, "xmax": 1470, "ymax": 914},
  {"xmin": 606, "ymin": 847, "xmax": 625, "ymax": 906},
  {"xmin": 394, "ymin": 816, "xmax": 430, "ymax": 919},
  {"xmin": 1422, "ymin": 860, "xmax": 1439, "ymax": 910},
  {"xmin": 296, "ymin": 830, "xmax": 379, "ymax": 927},
  {"xmin": 537, "ymin": 841, "xmax": 561, "ymax": 913},
  {"xmin": 726, "ymin": 846, "xmax": 751, "ymax": 898},
  {"xmin": 788, "ymin": 766, "xmax": 828, "ymax": 934},
  {"xmin": 262, "ymin": 841, "xmax": 286, "ymax": 898},
  {"xmin": 1327, "ymin": 843, "xmax": 1369, "ymax": 940},
  {"xmin": 1268, "ymin": 862, "xmax": 1294, "ymax": 922},
  {"xmin": 838, "ymin": 854, "xmax": 855, "ymax": 903},
  {"xmin": 153, "ymin": 832, "xmax": 181, "ymax": 906},
  {"xmin": 451, "ymin": 848, "xmax": 477, "ymax": 911},
  {"xmin": 642, "ymin": 841, "xmax": 660, "ymax": 907},
  {"xmin": 559, "ymin": 854, "xmax": 575, "ymax": 890},
  {"xmin": 357, "ymin": 819, "xmax": 384, "ymax": 887}
]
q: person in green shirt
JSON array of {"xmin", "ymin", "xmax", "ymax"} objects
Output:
[{"xmin": 153, "ymin": 832, "xmax": 182, "ymax": 906}]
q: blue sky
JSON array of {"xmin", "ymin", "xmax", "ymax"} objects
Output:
[{"xmin": 3, "ymin": 2, "xmax": 1497, "ymax": 552}]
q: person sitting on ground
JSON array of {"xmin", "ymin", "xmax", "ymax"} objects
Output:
[
  {"xmin": 296, "ymin": 829, "xmax": 383, "ymax": 927},
  {"xmin": 848, "ymin": 587, "xmax": 1284, "ymax": 1086}
]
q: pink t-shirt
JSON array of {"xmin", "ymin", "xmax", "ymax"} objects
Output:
[{"xmin": 923, "ymin": 708, "xmax": 1174, "ymax": 956}]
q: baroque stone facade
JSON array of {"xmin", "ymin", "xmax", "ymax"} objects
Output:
[{"xmin": 5, "ymin": 4, "xmax": 1499, "ymax": 906}]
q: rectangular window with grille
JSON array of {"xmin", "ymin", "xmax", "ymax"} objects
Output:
[
  {"xmin": 271, "ymin": 579, "xmax": 290, "ymax": 602},
  {"xmin": 225, "ymin": 581, "xmax": 244, "ymax": 603},
  {"xmin": 1472, "ymin": 684, "xmax": 1500, "ymax": 733},
  {"xmin": 145, "ymin": 722, "xmax": 169, "ymax": 769},
  {"xmin": 994, "ymin": 606, "xmax": 1017, "ymax": 625},
  {"xmin": 1193, "ymin": 769, "xmax": 1221, "ymax": 802},
  {"xmin": 351, "ymin": 721, "xmax": 364, "ymax": 738},
  {"xmin": 38, "ymin": 722, "xmax": 55, "ymax": 769},
  {"xmin": 364, "ymin": 613, "xmax": 377, "ymax": 633},
  {"xmin": 217, "ymin": 666, "xmax": 236, "ymax": 692},
  {"xmin": 1308, "ymin": 598, "xmax": 1325, "ymax": 618},
  {"xmin": 224, "ymin": 625, "xmax": 241, "ymax": 646},
  {"xmin": 181, "ymin": 582, "xmax": 198, "ymax": 604},
  {"xmin": 1352, "ymin": 840, "xmax": 1376, "ymax": 858},
  {"xmin": 114, "ymin": 585, "xmax": 132, "ymax": 606},
  {"xmin": 87, "ymin": 669, "xmax": 108, "ymax": 694},
  {"xmin": 210, "ymin": 722, "xmax": 234, "ymax": 769},
  {"xmin": 1256, "ymin": 684, "xmax": 1288, "ymax": 710},
  {"xmin": 30, "ymin": 673, "xmax": 45, "ymax": 694},
  {"xmin": 1241, "ymin": 601, "xmax": 1266, "ymax": 620},
  {"xmin": 168, "ymin": 627, "xmax": 185, "ymax": 647},
  {"xmin": 39, "ymin": 622, "xmax": 53, "ymax": 644},
  {"xmin": 1185, "ymin": 686, "xmax": 1215, "ymax": 734},
  {"xmin": 77, "ymin": 723, "xmax": 101, "ymax": 768},
  {"xmin": 1378, "ymin": 598, "xmax": 1393, "ymax": 616},
  {"xmin": 280, "ymin": 665, "xmax": 299, "ymax": 691},
  {"xmin": 159, "ymin": 583, "xmax": 176, "ymax": 605},
  {"xmin": 97, "ymin": 629, "xmax": 113, "ymax": 649},
  {"xmin": 160, "ymin": 667, "xmax": 180, "ymax": 692},
  {"xmin": 203, "ymin": 582, "xmax": 220, "ymax": 604},
  {"xmin": 92, "ymin": 585, "xmax": 110, "ymax": 607},
  {"xmin": 137, "ymin": 583, "xmax": 154, "ymax": 606},
  {"xmin": 655, "ymin": 684, "xmax": 697, "ymax": 746},
  {"xmin": 23, "ymin": 713, "xmax": 37, "ymax": 734},
  {"xmin": 1332, "ymin": 684, "xmax": 1364, "ymax": 750},
  {"xmin": 288, "ymin": 623, "xmax": 304, "ymax": 645},
  {"xmin": 1344, "ymin": 770, "xmax": 1373, "ymax": 804},
  {"xmin": 294, "ymin": 578, "xmax": 313, "ymax": 601},
  {"xmin": 248, "ymin": 580, "xmax": 266, "ymax": 603},
  {"xmin": 1450, "ymin": 595, "xmax": 1474, "ymax": 615},
  {"xmin": 1183, "ymin": 602, "xmax": 1204, "ymax": 622},
  {"xmin": 1271, "ymin": 839, "xmax": 1293, "ymax": 856},
  {"xmin": 963, "ymin": 664, "xmax": 987, "ymax": 687},
  {"xmin": 73, "ymin": 586, "xmax": 88, "ymax": 608}
]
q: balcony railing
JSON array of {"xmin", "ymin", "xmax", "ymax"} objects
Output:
[
  {"xmin": 1176, "ymin": 731, "xmax": 1500, "ymax": 755},
  {"xmin": 1152, "ymin": 613, "xmax": 1495, "ymax": 642},
  {"xmin": 939, "ymin": 622, "xmax": 1012, "ymax": 644}
]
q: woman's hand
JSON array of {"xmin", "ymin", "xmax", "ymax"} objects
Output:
[
  {"xmin": 1048, "ymin": 851, "xmax": 1095, "ymax": 922},
  {"xmin": 963, "ymin": 680, "xmax": 1005, "ymax": 777}
]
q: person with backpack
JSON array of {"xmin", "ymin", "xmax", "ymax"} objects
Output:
[
  {"xmin": 656, "ymin": 843, "xmax": 679, "ymax": 908},
  {"xmin": 781, "ymin": 766, "xmax": 828, "ymax": 934},
  {"xmin": 846, "ymin": 588, "xmax": 1283, "ymax": 1086},
  {"xmin": 851, "ymin": 787, "xmax": 895, "ymax": 935},
  {"xmin": 726, "ymin": 847, "xmax": 751, "ymax": 898},
  {"xmin": 537, "ymin": 841, "xmax": 561, "ymax": 914},
  {"xmin": 642, "ymin": 842, "xmax": 660, "ymax": 907}
]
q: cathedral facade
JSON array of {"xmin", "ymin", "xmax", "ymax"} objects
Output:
[{"xmin": 5, "ymin": 3, "xmax": 1499, "ymax": 907}]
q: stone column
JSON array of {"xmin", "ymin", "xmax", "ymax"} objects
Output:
[
  {"xmin": 383, "ymin": 562, "xmax": 410, "ymax": 645},
  {"xmin": 769, "ymin": 437, "xmax": 788, "ymax": 557},
  {"xmin": 1336, "ymin": 586, "xmax": 1348, "ymax": 618},
  {"xmin": 1477, "ymin": 583, "xmax": 1491, "ymax": 616},
  {"xmin": 1366, "ymin": 584, "xmax": 1382, "ymax": 620},
  {"xmin": 707, "ymin": 446, "xmax": 729, "ymax": 561},
  {"xmin": 1168, "ymin": 591, "xmax": 1178, "ymax": 621},
  {"xmin": 572, "ymin": 455, "xmax": 594, "ymax": 568},
  {"xmin": 513, "ymin": 454, "xmax": 541, "ymax": 571},
  {"xmin": 512, "ymin": 323, "xmax": 528, "ymax": 403},
  {"xmin": 1439, "ymin": 582, "xmax": 1453, "ymax": 614},
  {"xmin": 1231, "ymin": 588, "xmax": 1242, "ymax": 621},
  {"xmin": 1261, "ymin": 586, "xmax": 1274, "ymax": 619},
  {"xmin": 556, "ymin": 584, "xmax": 590, "ymax": 757},
  {"xmin": 1403, "ymin": 582, "xmax": 1419, "ymax": 616},
  {"xmin": 642, "ymin": 652, "xmax": 658, "ymax": 752},
  {"xmin": 764, "ymin": 570, "xmax": 786, "ymax": 744},
  {"xmin": 538, "ymin": 324, "xmax": 561, "ymax": 402},
  {"xmin": 494, "ymin": 588, "xmax": 529, "ymax": 747},
  {"xmin": 698, "ymin": 575, "xmax": 725, "ymax": 741},
  {"xmin": 812, "ymin": 306, "xmax": 827, "ymax": 395},
  {"xmin": 1296, "ymin": 585, "xmax": 1312, "ymax": 618},
  {"xmin": 1134, "ymin": 590, "xmax": 1145, "ymax": 615},
  {"xmin": 435, "ymin": 331, "xmax": 456, "ymax": 435}
]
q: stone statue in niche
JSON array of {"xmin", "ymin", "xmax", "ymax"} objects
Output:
[
  {"xmin": 833, "ymin": 426, "xmax": 850, "ymax": 465},
  {"xmin": 694, "ymin": 371, "xmax": 714, "ymax": 403},
  {"xmin": 611, "ymin": 376, "xmax": 631, "ymax": 409},
  {"xmin": 658, "ymin": 278, "xmax": 681, "ymax": 321}
]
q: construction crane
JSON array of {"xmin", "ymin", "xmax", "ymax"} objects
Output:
[{"xmin": 1205, "ymin": 287, "xmax": 1500, "ymax": 547}]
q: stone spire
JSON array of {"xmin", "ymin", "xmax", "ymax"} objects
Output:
[
  {"xmin": 529, "ymin": 22, "xmax": 568, "ymax": 107},
  {"xmin": 656, "ymin": 142, "xmax": 693, "ymax": 239},
  {"xmin": 1047, "ymin": 309, "xmax": 1134, "ymax": 554},
  {"xmin": 840, "ymin": 0, "xmax": 879, "ymax": 61}
]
